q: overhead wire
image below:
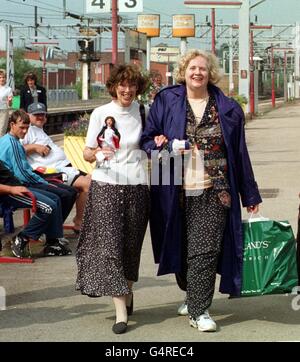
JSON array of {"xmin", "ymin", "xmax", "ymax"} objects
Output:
[{"xmin": 5, "ymin": 0, "xmax": 64, "ymax": 14}]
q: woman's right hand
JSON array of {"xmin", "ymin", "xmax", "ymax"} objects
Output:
[
  {"xmin": 83, "ymin": 146, "xmax": 102, "ymax": 163},
  {"xmin": 154, "ymin": 135, "xmax": 168, "ymax": 148}
]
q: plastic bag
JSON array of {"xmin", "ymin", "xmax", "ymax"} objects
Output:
[{"xmin": 241, "ymin": 217, "xmax": 298, "ymax": 296}]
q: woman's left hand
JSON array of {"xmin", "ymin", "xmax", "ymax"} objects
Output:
[
  {"xmin": 154, "ymin": 135, "xmax": 168, "ymax": 147},
  {"xmin": 246, "ymin": 205, "xmax": 260, "ymax": 214}
]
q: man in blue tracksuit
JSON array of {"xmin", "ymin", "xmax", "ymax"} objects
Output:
[
  {"xmin": 0, "ymin": 160, "xmax": 70, "ymax": 257},
  {"xmin": 0, "ymin": 110, "xmax": 77, "ymax": 256}
]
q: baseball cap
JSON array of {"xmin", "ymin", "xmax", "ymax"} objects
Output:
[{"xmin": 27, "ymin": 102, "xmax": 46, "ymax": 115}]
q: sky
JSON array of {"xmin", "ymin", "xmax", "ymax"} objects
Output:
[{"xmin": 1, "ymin": 0, "xmax": 300, "ymax": 51}]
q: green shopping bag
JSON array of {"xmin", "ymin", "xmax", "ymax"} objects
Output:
[{"xmin": 241, "ymin": 217, "xmax": 298, "ymax": 296}]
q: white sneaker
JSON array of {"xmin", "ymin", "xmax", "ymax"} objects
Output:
[
  {"xmin": 177, "ymin": 302, "xmax": 189, "ymax": 316},
  {"xmin": 189, "ymin": 310, "xmax": 217, "ymax": 332},
  {"xmin": 58, "ymin": 237, "xmax": 70, "ymax": 246}
]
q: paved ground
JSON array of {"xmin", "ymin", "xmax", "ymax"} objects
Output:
[{"xmin": 0, "ymin": 100, "xmax": 300, "ymax": 342}]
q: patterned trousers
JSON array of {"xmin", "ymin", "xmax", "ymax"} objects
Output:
[{"xmin": 183, "ymin": 188, "xmax": 227, "ymax": 319}]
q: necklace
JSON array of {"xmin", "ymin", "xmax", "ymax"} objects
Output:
[{"xmin": 188, "ymin": 95, "xmax": 209, "ymax": 103}]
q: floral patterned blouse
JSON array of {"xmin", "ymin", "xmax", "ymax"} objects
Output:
[{"xmin": 185, "ymin": 94, "xmax": 231, "ymax": 207}]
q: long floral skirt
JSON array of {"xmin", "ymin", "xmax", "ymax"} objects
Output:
[{"xmin": 76, "ymin": 181, "xmax": 150, "ymax": 297}]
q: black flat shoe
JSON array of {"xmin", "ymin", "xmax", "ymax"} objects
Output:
[
  {"xmin": 112, "ymin": 321, "xmax": 127, "ymax": 334},
  {"xmin": 126, "ymin": 293, "xmax": 133, "ymax": 316}
]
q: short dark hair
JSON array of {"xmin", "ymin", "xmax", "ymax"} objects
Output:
[
  {"xmin": 24, "ymin": 71, "xmax": 38, "ymax": 84},
  {"xmin": 106, "ymin": 64, "xmax": 149, "ymax": 98},
  {"xmin": 9, "ymin": 110, "xmax": 30, "ymax": 127}
]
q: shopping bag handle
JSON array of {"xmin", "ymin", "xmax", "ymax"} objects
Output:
[{"xmin": 247, "ymin": 212, "xmax": 269, "ymax": 223}]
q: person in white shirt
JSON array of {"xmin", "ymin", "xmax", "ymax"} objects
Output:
[
  {"xmin": 76, "ymin": 64, "xmax": 150, "ymax": 335},
  {"xmin": 0, "ymin": 69, "xmax": 13, "ymax": 110},
  {"xmin": 22, "ymin": 102, "xmax": 91, "ymax": 233}
]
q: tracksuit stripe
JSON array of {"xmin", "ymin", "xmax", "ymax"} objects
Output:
[
  {"xmin": 9, "ymin": 195, "xmax": 53, "ymax": 214},
  {"xmin": 9, "ymin": 138, "xmax": 41, "ymax": 184}
]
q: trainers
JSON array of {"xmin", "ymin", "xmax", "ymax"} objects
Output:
[
  {"xmin": 189, "ymin": 310, "xmax": 217, "ymax": 332},
  {"xmin": 177, "ymin": 302, "xmax": 189, "ymax": 316},
  {"xmin": 43, "ymin": 239, "xmax": 72, "ymax": 257},
  {"xmin": 57, "ymin": 237, "xmax": 70, "ymax": 246},
  {"xmin": 11, "ymin": 233, "xmax": 29, "ymax": 258},
  {"xmin": 46, "ymin": 237, "xmax": 70, "ymax": 246}
]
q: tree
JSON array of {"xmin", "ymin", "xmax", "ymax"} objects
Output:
[{"xmin": 0, "ymin": 48, "xmax": 41, "ymax": 90}]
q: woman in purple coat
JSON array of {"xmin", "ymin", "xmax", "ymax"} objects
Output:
[{"xmin": 140, "ymin": 49, "xmax": 262, "ymax": 333}]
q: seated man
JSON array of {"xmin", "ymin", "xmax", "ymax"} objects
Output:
[
  {"xmin": 0, "ymin": 160, "xmax": 71, "ymax": 257},
  {"xmin": 0, "ymin": 109, "xmax": 77, "ymax": 229},
  {"xmin": 22, "ymin": 103, "xmax": 91, "ymax": 233}
]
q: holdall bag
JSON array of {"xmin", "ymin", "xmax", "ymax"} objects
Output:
[{"xmin": 241, "ymin": 215, "xmax": 298, "ymax": 297}]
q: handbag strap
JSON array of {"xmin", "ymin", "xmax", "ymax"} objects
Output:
[{"xmin": 139, "ymin": 103, "xmax": 146, "ymax": 130}]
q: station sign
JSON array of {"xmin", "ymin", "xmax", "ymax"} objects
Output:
[
  {"xmin": 172, "ymin": 14, "xmax": 195, "ymax": 38},
  {"xmin": 86, "ymin": 0, "xmax": 110, "ymax": 13},
  {"xmin": 85, "ymin": 0, "xmax": 143, "ymax": 13},
  {"xmin": 119, "ymin": 0, "xmax": 143, "ymax": 13},
  {"xmin": 184, "ymin": 1, "xmax": 242, "ymax": 9},
  {"xmin": 137, "ymin": 14, "xmax": 160, "ymax": 37}
]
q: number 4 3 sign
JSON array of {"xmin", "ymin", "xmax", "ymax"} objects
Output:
[{"xmin": 86, "ymin": 0, "xmax": 143, "ymax": 13}]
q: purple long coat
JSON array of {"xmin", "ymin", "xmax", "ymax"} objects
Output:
[{"xmin": 140, "ymin": 84, "xmax": 262, "ymax": 296}]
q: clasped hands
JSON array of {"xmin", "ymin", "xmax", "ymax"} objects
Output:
[{"xmin": 154, "ymin": 135, "xmax": 188, "ymax": 155}]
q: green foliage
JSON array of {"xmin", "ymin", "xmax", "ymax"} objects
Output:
[
  {"xmin": 74, "ymin": 81, "xmax": 82, "ymax": 99},
  {"xmin": 63, "ymin": 113, "xmax": 90, "ymax": 136},
  {"xmin": 231, "ymin": 94, "xmax": 248, "ymax": 106},
  {"xmin": 0, "ymin": 48, "xmax": 41, "ymax": 89},
  {"xmin": 137, "ymin": 70, "xmax": 152, "ymax": 105}
]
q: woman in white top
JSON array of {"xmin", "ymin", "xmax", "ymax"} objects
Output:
[
  {"xmin": 76, "ymin": 64, "xmax": 150, "ymax": 335},
  {"xmin": 0, "ymin": 69, "xmax": 13, "ymax": 110}
]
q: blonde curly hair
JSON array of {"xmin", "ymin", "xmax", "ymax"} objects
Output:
[{"xmin": 174, "ymin": 49, "xmax": 222, "ymax": 85}]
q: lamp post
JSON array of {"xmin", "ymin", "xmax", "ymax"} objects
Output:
[
  {"xmin": 184, "ymin": 1, "xmax": 242, "ymax": 55},
  {"xmin": 211, "ymin": 8, "xmax": 216, "ymax": 54},
  {"xmin": 249, "ymin": 30, "xmax": 255, "ymax": 115},
  {"xmin": 268, "ymin": 47, "xmax": 295, "ymax": 105},
  {"xmin": 112, "ymin": 0, "xmax": 118, "ymax": 65},
  {"xmin": 271, "ymin": 45, "xmax": 275, "ymax": 108},
  {"xmin": 6, "ymin": 24, "xmax": 14, "ymax": 91},
  {"xmin": 248, "ymin": 25, "xmax": 272, "ymax": 115},
  {"xmin": 284, "ymin": 51, "xmax": 287, "ymax": 102}
]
